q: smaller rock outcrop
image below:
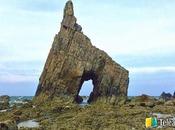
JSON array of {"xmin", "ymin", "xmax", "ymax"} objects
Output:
[
  {"xmin": 160, "ymin": 92, "xmax": 172, "ymax": 100},
  {"xmin": 0, "ymin": 95, "xmax": 10, "ymax": 110},
  {"xmin": 0, "ymin": 120, "xmax": 18, "ymax": 130},
  {"xmin": 127, "ymin": 94, "xmax": 156, "ymax": 108}
]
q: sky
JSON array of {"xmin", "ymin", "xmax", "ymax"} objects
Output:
[{"xmin": 0, "ymin": 0, "xmax": 175, "ymax": 96}]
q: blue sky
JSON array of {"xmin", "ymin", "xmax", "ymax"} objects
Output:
[{"xmin": 0, "ymin": 0, "xmax": 175, "ymax": 96}]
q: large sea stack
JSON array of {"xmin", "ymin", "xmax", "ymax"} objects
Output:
[{"xmin": 35, "ymin": 0, "xmax": 129, "ymax": 104}]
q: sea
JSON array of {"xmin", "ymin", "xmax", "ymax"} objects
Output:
[
  {"xmin": 9, "ymin": 96, "xmax": 33, "ymax": 107},
  {"xmin": 9, "ymin": 96, "xmax": 89, "ymax": 107},
  {"xmin": 8, "ymin": 96, "xmax": 160, "ymax": 107}
]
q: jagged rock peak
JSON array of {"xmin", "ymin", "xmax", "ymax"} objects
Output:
[
  {"xmin": 61, "ymin": 0, "xmax": 82, "ymax": 32},
  {"xmin": 64, "ymin": 0, "xmax": 74, "ymax": 17}
]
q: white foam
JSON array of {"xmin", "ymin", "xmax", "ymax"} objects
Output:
[{"xmin": 17, "ymin": 119, "xmax": 39, "ymax": 128}]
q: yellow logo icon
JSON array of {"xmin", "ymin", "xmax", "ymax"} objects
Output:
[{"xmin": 145, "ymin": 117, "xmax": 158, "ymax": 128}]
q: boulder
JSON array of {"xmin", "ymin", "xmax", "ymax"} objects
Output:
[
  {"xmin": 75, "ymin": 95, "xmax": 83, "ymax": 104},
  {"xmin": 0, "ymin": 95, "xmax": 10, "ymax": 110},
  {"xmin": 155, "ymin": 99, "xmax": 165, "ymax": 105},
  {"xmin": 0, "ymin": 120, "xmax": 18, "ymax": 130},
  {"xmin": 129, "ymin": 94, "xmax": 156, "ymax": 108},
  {"xmin": 164, "ymin": 100, "xmax": 175, "ymax": 106},
  {"xmin": 13, "ymin": 110, "xmax": 22, "ymax": 116},
  {"xmin": 131, "ymin": 94, "xmax": 156, "ymax": 102},
  {"xmin": 145, "ymin": 102, "xmax": 155, "ymax": 108},
  {"xmin": 35, "ymin": 1, "xmax": 129, "ymax": 104},
  {"xmin": 160, "ymin": 92, "xmax": 172, "ymax": 100},
  {"xmin": 0, "ymin": 95, "xmax": 9, "ymax": 102}
]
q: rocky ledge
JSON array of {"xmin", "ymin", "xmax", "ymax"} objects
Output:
[{"xmin": 1, "ymin": 94, "xmax": 175, "ymax": 129}]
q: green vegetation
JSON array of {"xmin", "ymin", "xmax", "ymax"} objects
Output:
[{"xmin": 1, "ymin": 96, "xmax": 175, "ymax": 130}]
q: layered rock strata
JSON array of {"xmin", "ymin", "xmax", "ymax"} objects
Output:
[{"xmin": 35, "ymin": 0, "xmax": 129, "ymax": 104}]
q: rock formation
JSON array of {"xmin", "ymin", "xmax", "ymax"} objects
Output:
[
  {"xmin": 35, "ymin": 0, "xmax": 129, "ymax": 104},
  {"xmin": 0, "ymin": 120, "xmax": 18, "ymax": 130},
  {"xmin": 0, "ymin": 95, "xmax": 10, "ymax": 110},
  {"xmin": 160, "ymin": 92, "xmax": 173, "ymax": 100}
]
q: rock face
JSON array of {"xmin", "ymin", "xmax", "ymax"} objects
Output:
[{"xmin": 35, "ymin": 0, "xmax": 129, "ymax": 104}]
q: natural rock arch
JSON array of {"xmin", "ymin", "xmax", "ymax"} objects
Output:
[
  {"xmin": 78, "ymin": 79, "xmax": 94, "ymax": 102},
  {"xmin": 75, "ymin": 71, "xmax": 98, "ymax": 103},
  {"xmin": 35, "ymin": 0, "xmax": 129, "ymax": 104}
]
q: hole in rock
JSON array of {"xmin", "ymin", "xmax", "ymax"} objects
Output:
[{"xmin": 77, "ymin": 80, "xmax": 94, "ymax": 105}]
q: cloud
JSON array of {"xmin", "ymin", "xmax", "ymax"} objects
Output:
[
  {"xmin": 75, "ymin": 1, "xmax": 175, "ymax": 56},
  {"xmin": 0, "ymin": 0, "xmax": 65, "ymax": 12},
  {"xmin": 87, "ymin": 18, "xmax": 175, "ymax": 56},
  {"xmin": 0, "ymin": 74, "xmax": 38, "ymax": 83},
  {"xmin": 1, "ymin": 0, "xmax": 175, "ymax": 63},
  {"xmin": 0, "ymin": 2, "xmax": 61, "ymax": 63},
  {"xmin": 0, "ymin": 82, "xmax": 38, "ymax": 96},
  {"xmin": 114, "ymin": 53, "xmax": 175, "ymax": 69},
  {"xmin": 0, "ymin": 61, "xmax": 42, "ymax": 83},
  {"xmin": 128, "ymin": 66, "xmax": 175, "ymax": 74},
  {"xmin": 128, "ymin": 68, "xmax": 175, "ymax": 96}
]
